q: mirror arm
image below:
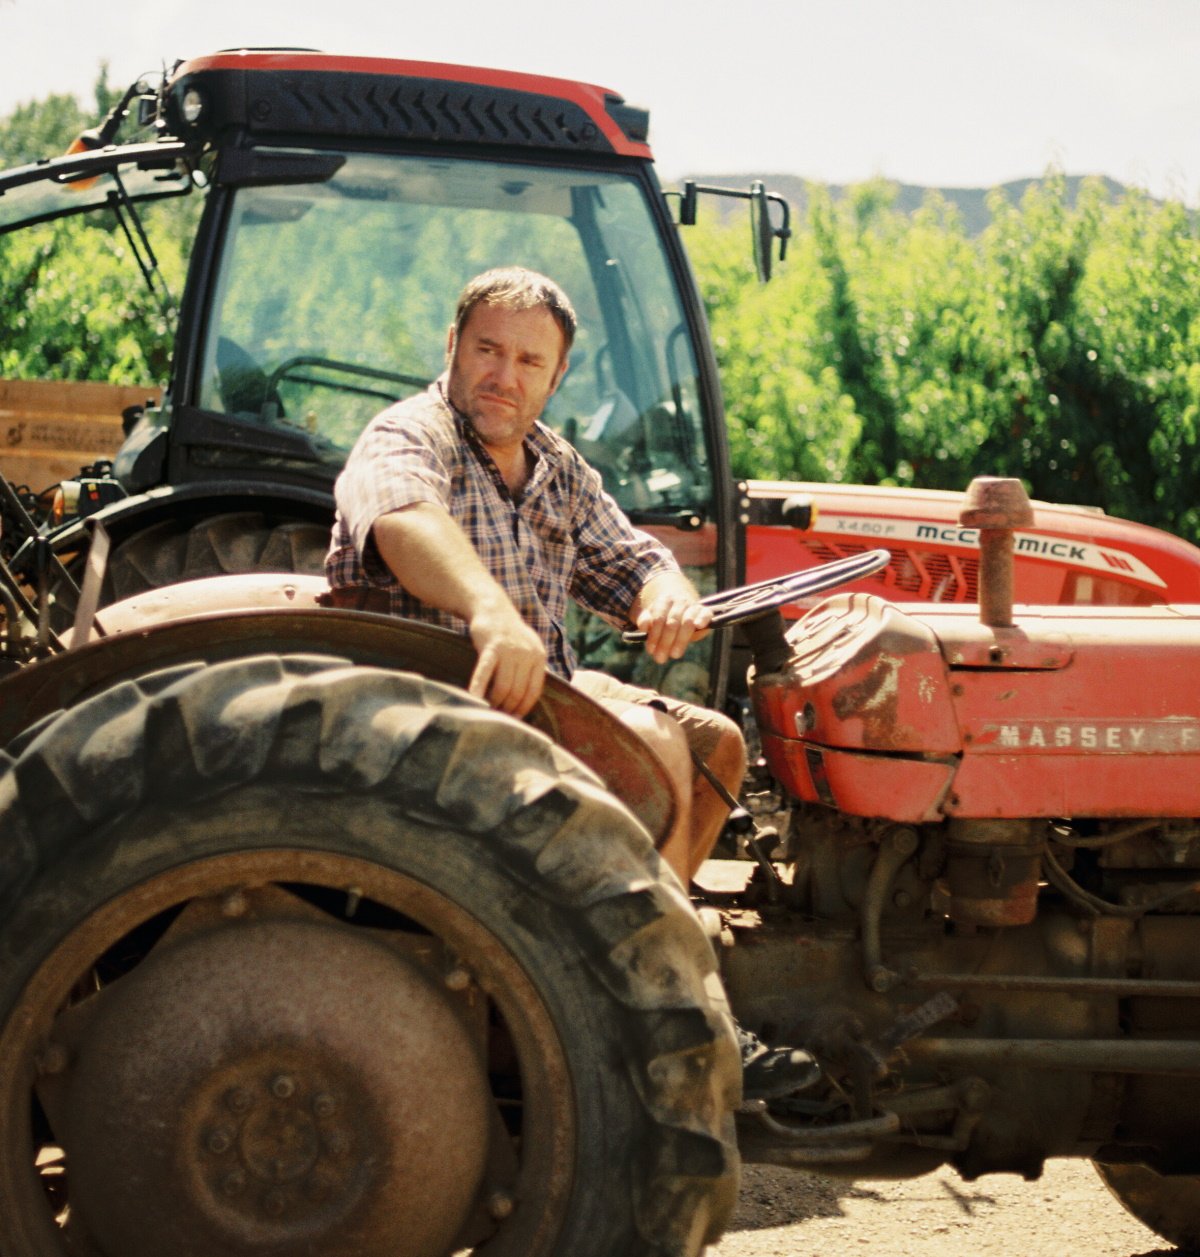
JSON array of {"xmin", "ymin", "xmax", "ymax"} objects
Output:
[
  {"xmin": 669, "ymin": 180, "xmax": 792, "ymax": 279},
  {"xmin": 768, "ymin": 191, "xmax": 791, "ymax": 261}
]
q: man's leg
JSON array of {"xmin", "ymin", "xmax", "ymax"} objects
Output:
[
  {"xmin": 643, "ymin": 691, "xmax": 747, "ymax": 878},
  {"xmin": 572, "ymin": 671, "xmax": 820, "ymax": 1100},
  {"xmin": 571, "ymin": 671, "xmax": 746, "ymax": 881},
  {"xmin": 579, "ymin": 692, "xmax": 695, "ymax": 884}
]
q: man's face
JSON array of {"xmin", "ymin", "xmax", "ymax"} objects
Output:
[{"xmin": 446, "ymin": 301, "xmax": 567, "ymax": 450}]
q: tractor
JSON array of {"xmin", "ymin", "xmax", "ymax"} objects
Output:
[{"xmin": 3, "ymin": 49, "xmax": 1200, "ymax": 1256}]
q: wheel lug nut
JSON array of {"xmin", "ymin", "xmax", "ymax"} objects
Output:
[
  {"xmin": 263, "ymin": 1188, "xmax": 287, "ymax": 1216},
  {"xmin": 221, "ymin": 1170, "xmax": 246, "ymax": 1197},
  {"xmin": 221, "ymin": 890, "xmax": 248, "ymax": 918},
  {"xmin": 225, "ymin": 1087, "xmax": 253, "ymax": 1114},
  {"xmin": 36, "ymin": 1042, "xmax": 70, "ymax": 1077},
  {"xmin": 487, "ymin": 1188, "xmax": 515, "ymax": 1220},
  {"xmin": 271, "ymin": 1074, "xmax": 295, "ymax": 1099},
  {"xmin": 444, "ymin": 966, "xmax": 472, "ymax": 991},
  {"xmin": 207, "ymin": 1127, "xmax": 233, "ymax": 1155},
  {"xmin": 312, "ymin": 1092, "xmax": 336, "ymax": 1118}
]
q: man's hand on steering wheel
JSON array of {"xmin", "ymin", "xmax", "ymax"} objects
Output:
[
  {"xmin": 623, "ymin": 550, "xmax": 892, "ymax": 649},
  {"xmin": 631, "ymin": 571, "xmax": 713, "ymax": 665}
]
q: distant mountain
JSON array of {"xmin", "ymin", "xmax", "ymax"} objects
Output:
[{"xmin": 678, "ymin": 173, "xmax": 1131, "ymax": 236}]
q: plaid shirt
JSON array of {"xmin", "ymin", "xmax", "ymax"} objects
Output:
[{"xmin": 326, "ymin": 379, "xmax": 678, "ymax": 677}]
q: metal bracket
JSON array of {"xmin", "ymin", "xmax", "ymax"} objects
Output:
[{"xmin": 70, "ymin": 521, "xmax": 111, "ymax": 650}]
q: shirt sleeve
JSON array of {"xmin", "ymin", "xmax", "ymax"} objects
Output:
[
  {"xmin": 567, "ymin": 455, "xmax": 680, "ymax": 626},
  {"xmin": 332, "ymin": 395, "xmax": 457, "ymax": 583}
]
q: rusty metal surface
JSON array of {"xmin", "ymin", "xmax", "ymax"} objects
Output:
[
  {"xmin": 943, "ymin": 819, "xmax": 1042, "ymax": 927},
  {"xmin": 760, "ymin": 734, "xmax": 956, "ymax": 821},
  {"xmin": 30, "ymin": 884, "xmax": 491, "ymax": 1257},
  {"xmin": 755, "ymin": 592, "xmax": 1200, "ymax": 820},
  {"xmin": 0, "ymin": 605, "xmax": 676, "ymax": 842},
  {"xmin": 939, "ymin": 623, "xmax": 1073, "ymax": 669},
  {"xmin": 60, "ymin": 906, "xmax": 490, "ymax": 1256},
  {"xmin": 752, "ymin": 593, "xmax": 960, "ymax": 757},
  {"xmin": 904, "ymin": 972, "xmax": 1200, "ymax": 997},
  {"xmin": 960, "ymin": 477, "xmax": 1034, "ymax": 630},
  {"xmin": 976, "ymin": 529, "xmax": 1019, "ymax": 629},
  {"xmin": 2, "ymin": 849, "xmax": 580, "ymax": 1257},
  {"xmin": 959, "ymin": 477, "xmax": 1036, "ymax": 532},
  {"xmin": 945, "ymin": 617, "xmax": 1200, "ymax": 816},
  {"xmin": 718, "ymin": 904, "xmax": 1200, "ymax": 1178},
  {"xmin": 906, "ymin": 1037, "xmax": 1200, "ymax": 1076},
  {"xmin": 88, "ymin": 570, "xmax": 330, "ymax": 636}
]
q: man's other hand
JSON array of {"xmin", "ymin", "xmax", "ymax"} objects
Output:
[
  {"xmin": 373, "ymin": 504, "xmax": 547, "ymax": 718},
  {"xmin": 468, "ymin": 601, "xmax": 548, "ymax": 717},
  {"xmin": 633, "ymin": 573, "xmax": 712, "ymax": 665}
]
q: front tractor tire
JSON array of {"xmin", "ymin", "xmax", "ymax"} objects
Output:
[{"xmin": 0, "ymin": 656, "xmax": 739, "ymax": 1257}]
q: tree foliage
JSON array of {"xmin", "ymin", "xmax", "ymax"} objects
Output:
[
  {"xmin": 0, "ymin": 67, "xmax": 192, "ymax": 386},
  {"xmin": 0, "ymin": 65, "xmax": 120, "ymax": 167},
  {"xmin": 688, "ymin": 175, "xmax": 1200, "ymax": 542},
  {"xmin": 0, "ymin": 210, "xmax": 186, "ymax": 384}
]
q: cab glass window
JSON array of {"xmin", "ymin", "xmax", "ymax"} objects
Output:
[{"xmin": 199, "ymin": 150, "xmax": 716, "ymax": 698}]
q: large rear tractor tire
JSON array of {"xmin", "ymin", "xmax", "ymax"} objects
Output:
[
  {"xmin": 1094, "ymin": 1160, "xmax": 1200, "ymax": 1249},
  {"xmin": 0, "ymin": 655, "xmax": 739, "ymax": 1257},
  {"xmin": 103, "ymin": 511, "xmax": 329, "ymax": 602}
]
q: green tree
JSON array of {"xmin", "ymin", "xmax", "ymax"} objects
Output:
[
  {"xmin": 0, "ymin": 64, "xmax": 120, "ymax": 167},
  {"xmin": 683, "ymin": 171, "xmax": 1200, "ymax": 544},
  {"xmin": 687, "ymin": 192, "xmax": 861, "ymax": 484},
  {"xmin": 0, "ymin": 66, "xmax": 194, "ymax": 386}
]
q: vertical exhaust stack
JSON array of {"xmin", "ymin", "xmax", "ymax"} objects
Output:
[{"xmin": 959, "ymin": 477, "xmax": 1034, "ymax": 628}]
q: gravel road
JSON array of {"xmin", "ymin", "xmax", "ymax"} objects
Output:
[{"xmin": 710, "ymin": 1160, "xmax": 1187, "ymax": 1257}]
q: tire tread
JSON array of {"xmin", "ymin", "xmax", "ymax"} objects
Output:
[{"xmin": 0, "ymin": 653, "xmax": 739, "ymax": 1255}]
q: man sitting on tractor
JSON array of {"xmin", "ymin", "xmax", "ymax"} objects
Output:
[{"xmin": 326, "ymin": 266, "xmax": 817, "ymax": 1100}]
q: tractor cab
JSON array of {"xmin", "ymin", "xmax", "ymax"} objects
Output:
[{"xmin": 0, "ymin": 50, "xmax": 791, "ymax": 702}]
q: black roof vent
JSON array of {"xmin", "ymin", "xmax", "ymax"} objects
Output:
[{"xmin": 177, "ymin": 67, "xmax": 621, "ymax": 153}]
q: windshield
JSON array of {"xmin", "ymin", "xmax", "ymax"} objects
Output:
[
  {"xmin": 0, "ymin": 144, "xmax": 191, "ymax": 234},
  {"xmin": 197, "ymin": 151, "xmax": 713, "ymax": 518}
]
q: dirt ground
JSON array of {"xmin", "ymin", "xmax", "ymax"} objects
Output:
[{"xmin": 710, "ymin": 1160, "xmax": 1187, "ymax": 1257}]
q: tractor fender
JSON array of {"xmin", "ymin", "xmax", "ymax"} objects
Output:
[
  {"xmin": 50, "ymin": 480, "xmax": 334, "ymax": 553},
  {"xmin": 0, "ymin": 593, "xmax": 677, "ymax": 846},
  {"xmin": 90, "ymin": 571, "xmax": 333, "ymax": 636}
]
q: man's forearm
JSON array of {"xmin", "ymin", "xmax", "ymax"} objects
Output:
[
  {"xmin": 372, "ymin": 502, "xmax": 511, "ymax": 621},
  {"xmin": 371, "ymin": 502, "xmax": 546, "ymax": 717}
]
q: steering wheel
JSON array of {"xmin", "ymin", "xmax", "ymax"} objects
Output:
[
  {"xmin": 621, "ymin": 549, "xmax": 890, "ymax": 643},
  {"xmin": 264, "ymin": 356, "xmax": 432, "ymax": 403}
]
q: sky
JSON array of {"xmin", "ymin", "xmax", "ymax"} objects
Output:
[{"xmin": 1, "ymin": 0, "xmax": 1198, "ymax": 203}]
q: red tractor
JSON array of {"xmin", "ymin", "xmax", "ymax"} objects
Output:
[{"xmin": 3, "ymin": 50, "xmax": 1200, "ymax": 1257}]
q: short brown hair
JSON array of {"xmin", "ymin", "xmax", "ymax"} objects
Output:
[{"xmin": 453, "ymin": 267, "xmax": 577, "ymax": 358}]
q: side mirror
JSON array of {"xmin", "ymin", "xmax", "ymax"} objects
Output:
[
  {"xmin": 749, "ymin": 181, "xmax": 792, "ymax": 282},
  {"xmin": 679, "ymin": 180, "xmax": 698, "ymax": 227},
  {"xmin": 750, "ymin": 181, "xmax": 773, "ymax": 282},
  {"xmin": 672, "ymin": 180, "xmax": 791, "ymax": 282},
  {"xmin": 136, "ymin": 93, "xmax": 159, "ymax": 128}
]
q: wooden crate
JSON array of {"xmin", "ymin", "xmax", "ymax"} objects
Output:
[{"xmin": 1, "ymin": 378, "xmax": 161, "ymax": 493}]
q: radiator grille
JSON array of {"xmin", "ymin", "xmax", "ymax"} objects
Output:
[{"xmin": 798, "ymin": 539, "xmax": 980, "ymax": 602}]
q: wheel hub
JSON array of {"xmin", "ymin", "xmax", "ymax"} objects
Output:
[
  {"xmin": 56, "ymin": 912, "xmax": 491, "ymax": 1257},
  {"xmin": 186, "ymin": 1051, "xmax": 368, "ymax": 1232}
]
